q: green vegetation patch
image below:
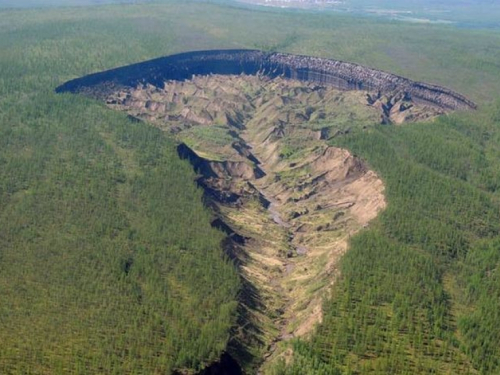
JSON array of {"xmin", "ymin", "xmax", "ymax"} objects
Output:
[{"xmin": 181, "ymin": 124, "xmax": 238, "ymax": 161}]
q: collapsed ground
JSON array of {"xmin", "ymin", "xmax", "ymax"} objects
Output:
[{"xmin": 100, "ymin": 73, "xmax": 456, "ymax": 371}]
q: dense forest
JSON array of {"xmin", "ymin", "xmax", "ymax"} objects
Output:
[
  {"xmin": 0, "ymin": 4, "xmax": 242, "ymax": 373},
  {"xmin": 0, "ymin": 94, "xmax": 240, "ymax": 373},
  {"xmin": 1, "ymin": 1, "xmax": 500, "ymax": 374}
]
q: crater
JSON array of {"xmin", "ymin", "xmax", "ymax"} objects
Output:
[
  {"xmin": 57, "ymin": 49, "xmax": 475, "ymax": 113},
  {"xmin": 57, "ymin": 49, "xmax": 475, "ymax": 373}
]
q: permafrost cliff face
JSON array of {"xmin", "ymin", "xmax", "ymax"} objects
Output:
[{"xmin": 57, "ymin": 49, "xmax": 475, "ymax": 111}]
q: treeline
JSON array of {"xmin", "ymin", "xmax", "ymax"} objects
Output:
[{"xmin": 274, "ymin": 105, "xmax": 500, "ymax": 374}]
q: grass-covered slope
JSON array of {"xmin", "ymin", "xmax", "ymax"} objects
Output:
[{"xmin": 273, "ymin": 107, "xmax": 500, "ymax": 374}]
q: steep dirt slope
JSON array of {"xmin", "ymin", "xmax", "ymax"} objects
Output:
[
  {"xmin": 57, "ymin": 49, "xmax": 476, "ymax": 112},
  {"xmin": 102, "ymin": 74, "xmax": 392, "ymax": 371}
]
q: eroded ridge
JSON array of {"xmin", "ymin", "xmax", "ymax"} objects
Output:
[{"xmin": 95, "ymin": 74, "xmax": 388, "ymax": 370}]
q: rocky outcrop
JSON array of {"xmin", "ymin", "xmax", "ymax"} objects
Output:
[{"xmin": 56, "ymin": 49, "xmax": 475, "ymax": 111}]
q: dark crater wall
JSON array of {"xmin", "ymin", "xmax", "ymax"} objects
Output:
[{"xmin": 56, "ymin": 49, "xmax": 476, "ymax": 111}]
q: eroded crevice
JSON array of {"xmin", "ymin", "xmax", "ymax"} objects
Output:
[
  {"xmin": 108, "ymin": 75, "xmax": 393, "ymax": 371},
  {"xmin": 164, "ymin": 75, "xmax": 388, "ymax": 371},
  {"xmin": 198, "ymin": 353, "xmax": 243, "ymax": 375}
]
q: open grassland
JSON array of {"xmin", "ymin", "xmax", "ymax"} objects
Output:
[{"xmin": 235, "ymin": 0, "xmax": 500, "ymax": 28}]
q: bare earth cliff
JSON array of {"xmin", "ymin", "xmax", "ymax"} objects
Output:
[
  {"xmin": 57, "ymin": 49, "xmax": 475, "ymax": 112},
  {"xmin": 57, "ymin": 50, "xmax": 475, "ymax": 373}
]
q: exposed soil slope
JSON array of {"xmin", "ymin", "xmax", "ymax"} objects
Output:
[
  {"xmin": 100, "ymin": 74, "xmax": 391, "ymax": 371},
  {"xmin": 57, "ymin": 49, "xmax": 476, "ymax": 112},
  {"xmin": 57, "ymin": 51, "xmax": 475, "ymax": 372}
]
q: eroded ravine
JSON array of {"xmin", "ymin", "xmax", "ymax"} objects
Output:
[
  {"xmin": 57, "ymin": 54, "xmax": 474, "ymax": 371},
  {"xmin": 101, "ymin": 74, "xmax": 392, "ymax": 371}
]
